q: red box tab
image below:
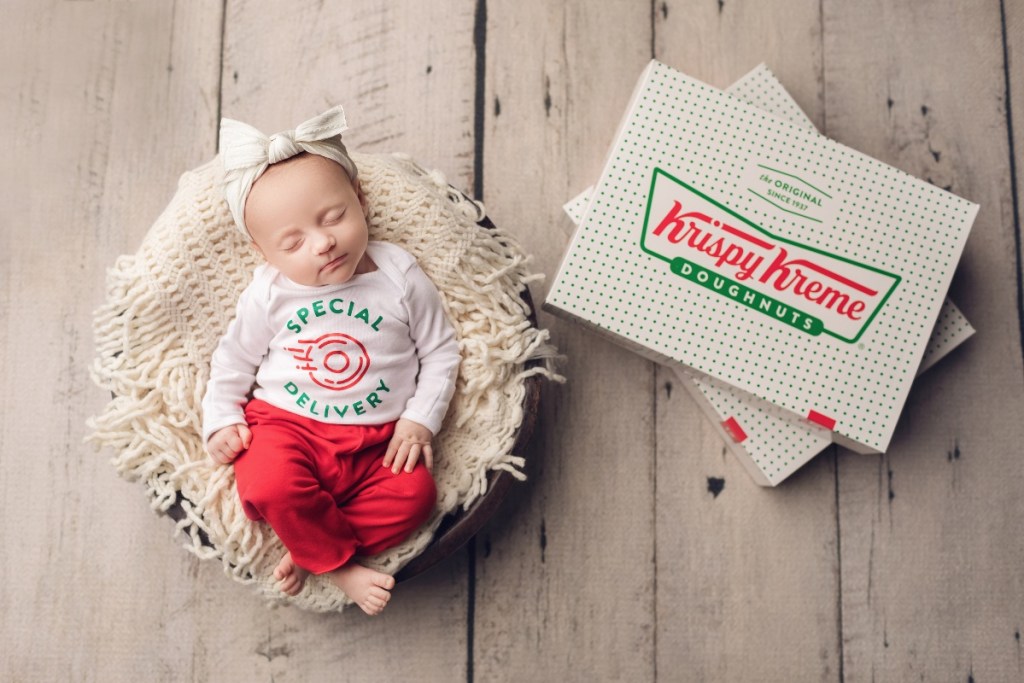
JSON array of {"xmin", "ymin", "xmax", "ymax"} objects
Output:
[
  {"xmin": 806, "ymin": 410, "xmax": 836, "ymax": 430},
  {"xmin": 721, "ymin": 417, "xmax": 748, "ymax": 443}
]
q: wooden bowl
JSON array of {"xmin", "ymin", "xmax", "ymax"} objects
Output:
[{"xmin": 163, "ymin": 211, "xmax": 544, "ymax": 584}]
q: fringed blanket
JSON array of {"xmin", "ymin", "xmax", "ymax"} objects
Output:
[{"xmin": 87, "ymin": 152, "xmax": 559, "ymax": 612}]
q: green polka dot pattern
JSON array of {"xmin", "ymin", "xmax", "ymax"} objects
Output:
[{"xmin": 548, "ymin": 61, "xmax": 978, "ymax": 455}]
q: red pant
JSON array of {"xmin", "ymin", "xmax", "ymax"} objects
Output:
[{"xmin": 234, "ymin": 399, "xmax": 437, "ymax": 574}]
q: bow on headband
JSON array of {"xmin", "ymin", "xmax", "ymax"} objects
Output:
[{"xmin": 219, "ymin": 104, "xmax": 359, "ymax": 239}]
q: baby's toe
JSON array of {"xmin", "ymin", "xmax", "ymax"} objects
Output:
[
  {"xmin": 360, "ymin": 601, "xmax": 382, "ymax": 616},
  {"xmin": 279, "ymin": 574, "xmax": 303, "ymax": 595},
  {"xmin": 368, "ymin": 586, "xmax": 391, "ymax": 601}
]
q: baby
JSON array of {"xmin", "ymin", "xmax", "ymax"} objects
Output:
[{"xmin": 202, "ymin": 106, "xmax": 460, "ymax": 615}]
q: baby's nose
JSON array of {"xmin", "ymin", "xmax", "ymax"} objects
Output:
[{"xmin": 314, "ymin": 232, "xmax": 335, "ymax": 253}]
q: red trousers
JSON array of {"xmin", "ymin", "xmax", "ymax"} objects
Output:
[{"xmin": 233, "ymin": 399, "xmax": 437, "ymax": 575}]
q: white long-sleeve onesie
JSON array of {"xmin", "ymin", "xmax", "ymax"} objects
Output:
[{"xmin": 202, "ymin": 241, "xmax": 461, "ymax": 443}]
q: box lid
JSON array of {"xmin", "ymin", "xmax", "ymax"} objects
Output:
[{"xmin": 547, "ymin": 60, "xmax": 978, "ymax": 452}]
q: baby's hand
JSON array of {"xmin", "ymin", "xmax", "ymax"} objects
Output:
[
  {"xmin": 383, "ymin": 418, "xmax": 434, "ymax": 474},
  {"xmin": 207, "ymin": 423, "xmax": 252, "ymax": 465}
]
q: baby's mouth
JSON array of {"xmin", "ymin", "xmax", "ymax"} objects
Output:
[{"xmin": 321, "ymin": 254, "xmax": 348, "ymax": 273}]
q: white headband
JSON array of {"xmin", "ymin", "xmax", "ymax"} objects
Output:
[{"xmin": 219, "ymin": 105, "xmax": 359, "ymax": 239}]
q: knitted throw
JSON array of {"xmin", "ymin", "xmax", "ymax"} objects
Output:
[{"xmin": 87, "ymin": 152, "xmax": 558, "ymax": 613}]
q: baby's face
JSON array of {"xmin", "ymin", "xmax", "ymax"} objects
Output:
[{"xmin": 245, "ymin": 153, "xmax": 371, "ymax": 287}]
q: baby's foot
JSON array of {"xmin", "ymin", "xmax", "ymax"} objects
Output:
[
  {"xmin": 327, "ymin": 562, "xmax": 396, "ymax": 616},
  {"xmin": 273, "ymin": 552, "xmax": 310, "ymax": 596}
]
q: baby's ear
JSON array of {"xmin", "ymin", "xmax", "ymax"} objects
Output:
[
  {"xmin": 354, "ymin": 177, "xmax": 369, "ymax": 216},
  {"xmin": 249, "ymin": 239, "xmax": 266, "ymax": 260}
]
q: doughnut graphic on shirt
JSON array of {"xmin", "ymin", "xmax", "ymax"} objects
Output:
[{"xmin": 285, "ymin": 332, "xmax": 371, "ymax": 391}]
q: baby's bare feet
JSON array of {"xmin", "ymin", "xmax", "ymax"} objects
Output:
[
  {"xmin": 328, "ymin": 562, "xmax": 396, "ymax": 616},
  {"xmin": 273, "ymin": 552, "xmax": 310, "ymax": 596}
]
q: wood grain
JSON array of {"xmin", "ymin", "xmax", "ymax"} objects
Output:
[
  {"xmin": 653, "ymin": 2, "xmax": 841, "ymax": 680},
  {"xmin": 1008, "ymin": 0, "xmax": 1024, "ymax": 394},
  {"xmin": 825, "ymin": 0, "xmax": 1024, "ymax": 680},
  {"xmin": 221, "ymin": 0, "xmax": 477, "ymax": 186},
  {"xmin": 0, "ymin": 1, "xmax": 224, "ymax": 679},
  {"xmin": 473, "ymin": 1, "xmax": 658, "ymax": 680}
]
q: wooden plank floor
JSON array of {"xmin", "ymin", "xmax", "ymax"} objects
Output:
[{"xmin": 2, "ymin": 1, "xmax": 1021, "ymax": 680}]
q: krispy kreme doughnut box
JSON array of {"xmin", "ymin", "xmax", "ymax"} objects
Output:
[
  {"xmin": 547, "ymin": 60, "xmax": 978, "ymax": 455},
  {"xmin": 678, "ymin": 295, "xmax": 975, "ymax": 484},
  {"xmin": 563, "ymin": 64, "xmax": 976, "ymax": 485}
]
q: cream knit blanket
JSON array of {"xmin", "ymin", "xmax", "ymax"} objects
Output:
[{"xmin": 87, "ymin": 152, "xmax": 558, "ymax": 612}]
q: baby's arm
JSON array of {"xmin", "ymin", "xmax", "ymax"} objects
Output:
[
  {"xmin": 202, "ymin": 280, "xmax": 274, "ymax": 460},
  {"xmin": 383, "ymin": 261, "xmax": 461, "ymax": 472}
]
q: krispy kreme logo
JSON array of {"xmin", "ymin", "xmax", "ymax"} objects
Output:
[{"xmin": 640, "ymin": 169, "xmax": 900, "ymax": 342}]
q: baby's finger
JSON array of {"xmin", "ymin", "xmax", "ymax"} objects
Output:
[
  {"xmin": 391, "ymin": 442, "xmax": 411, "ymax": 474},
  {"xmin": 382, "ymin": 437, "xmax": 399, "ymax": 469},
  {"xmin": 404, "ymin": 443, "xmax": 421, "ymax": 473},
  {"xmin": 226, "ymin": 432, "xmax": 242, "ymax": 453},
  {"xmin": 423, "ymin": 444, "xmax": 434, "ymax": 471},
  {"xmin": 213, "ymin": 447, "xmax": 232, "ymax": 465},
  {"xmin": 238, "ymin": 424, "xmax": 253, "ymax": 450}
]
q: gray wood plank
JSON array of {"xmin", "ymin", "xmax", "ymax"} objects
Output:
[
  {"xmin": 0, "ymin": 1, "xmax": 225, "ymax": 680},
  {"xmin": 824, "ymin": 1, "xmax": 1024, "ymax": 680},
  {"xmin": 221, "ymin": 0, "xmax": 477, "ymax": 182},
  {"xmin": 472, "ymin": 1, "xmax": 659, "ymax": 680},
  {"xmin": 655, "ymin": 0, "xmax": 826, "ymax": 130},
  {"xmin": 1009, "ymin": 0, "xmax": 1024, "ymax": 393},
  {"xmin": 652, "ymin": 2, "xmax": 842, "ymax": 680}
]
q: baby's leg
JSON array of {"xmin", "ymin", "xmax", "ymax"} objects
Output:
[
  {"xmin": 273, "ymin": 552, "xmax": 310, "ymax": 596},
  {"xmin": 235, "ymin": 403, "xmax": 363, "ymax": 583},
  {"xmin": 320, "ymin": 450, "xmax": 433, "ymax": 614},
  {"xmin": 343, "ymin": 457, "xmax": 437, "ymax": 556},
  {"xmin": 326, "ymin": 562, "xmax": 396, "ymax": 616}
]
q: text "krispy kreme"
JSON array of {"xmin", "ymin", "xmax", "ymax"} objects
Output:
[{"xmin": 640, "ymin": 169, "xmax": 900, "ymax": 342}]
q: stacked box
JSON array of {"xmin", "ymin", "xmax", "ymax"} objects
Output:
[
  {"xmin": 548, "ymin": 60, "xmax": 978, "ymax": 480},
  {"xmin": 563, "ymin": 65, "xmax": 975, "ymax": 485}
]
